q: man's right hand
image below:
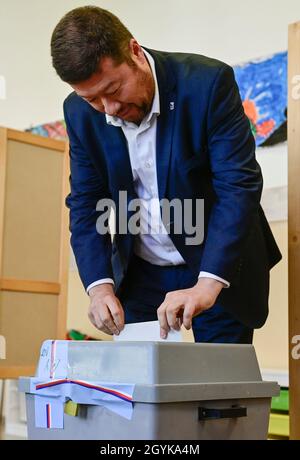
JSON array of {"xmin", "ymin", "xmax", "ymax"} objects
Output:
[{"xmin": 88, "ymin": 283, "xmax": 125, "ymax": 335}]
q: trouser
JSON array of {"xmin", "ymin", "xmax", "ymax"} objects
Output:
[{"xmin": 118, "ymin": 253, "xmax": 253, "ymax": 344}]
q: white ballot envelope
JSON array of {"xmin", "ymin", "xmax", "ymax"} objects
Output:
[{"xmin": 114, "ymin": 320, "xmax": 192, "ymax": 342}]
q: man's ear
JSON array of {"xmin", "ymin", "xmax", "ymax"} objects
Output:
[{"xmin": 128, "ymin": 38, "xmax": 146, "ymax": 65}]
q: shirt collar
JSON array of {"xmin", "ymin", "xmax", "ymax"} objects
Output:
[{"xmin": 105, "ymin": 48, "xmax": 160, "ymax": 128}]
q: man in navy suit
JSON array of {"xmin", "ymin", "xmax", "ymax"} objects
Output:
[{"xmin": 51, "ymin": 6, "xmax": 282, "ymax": 343}]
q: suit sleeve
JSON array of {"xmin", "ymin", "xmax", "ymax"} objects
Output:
[
  {"xmin": 64, "ymin": 101, "xmax": 114, "ymax": 290},
  {"xmin": 199, "ymin": 64, "xmax": 263, "ymax": 282}
]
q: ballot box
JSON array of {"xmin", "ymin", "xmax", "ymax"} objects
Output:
[{"xmin": 19, "ymin": 341, "xmax": 279, "ymax": 440}]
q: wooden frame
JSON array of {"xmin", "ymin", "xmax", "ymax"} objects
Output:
[
  {"xmin": 0, "ymin": 129, "xmax": 7, "ymax": 285},
  {"xmin": 288, "ymin": 21, "xmax": 300, "ymax": 440},
  {"xmin": 0, "ymin": 127, "xmax": 70, "ymax": 378}
]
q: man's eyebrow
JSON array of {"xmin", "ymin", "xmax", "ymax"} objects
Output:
[{"xmin": 80, "ymin": 81, "xmax": 118, "ymax": 100}]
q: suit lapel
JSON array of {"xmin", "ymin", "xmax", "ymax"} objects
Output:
[
  {"xmin": 100, "ymin": 120, "xmax": 136, "ymax": 196},
  {"xmin": 145, "ymin": 48, "xmax": 177, "ymax": 201},
  {"xmin": 156, "ymin": 89, "xmax": 176, "ymax": 201}
]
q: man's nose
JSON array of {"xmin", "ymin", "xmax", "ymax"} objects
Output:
[{"xmin": 102, "ymin": 98, "xmax": 121, "ymax": 116}]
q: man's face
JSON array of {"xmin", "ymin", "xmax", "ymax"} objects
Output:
[{"xmin": 71, "ymin": 41, "xmax": 155, "ymax": 125}]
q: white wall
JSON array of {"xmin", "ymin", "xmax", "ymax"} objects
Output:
[
  {"xmin": 0, "ymin": 0, "xmax": 294, "ymax": 194},
  {"xmin": 0, "ymin": 0, "xmax": 294, "ymax": 199},
  {"xmin": 0, "ymin": 0, "xmax": 299, "ymax": 130}
]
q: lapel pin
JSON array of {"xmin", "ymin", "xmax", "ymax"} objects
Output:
[{"xmin": 170, "ymin": 101, "xmax": 175, "ymax": 111}]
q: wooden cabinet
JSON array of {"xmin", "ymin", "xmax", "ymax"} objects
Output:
[{"xmin": 0, "ymin": 127, "xmax": 69, "ymax": 378}]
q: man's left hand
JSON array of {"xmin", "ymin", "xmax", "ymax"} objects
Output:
[{"xmin": 157, "ymin": 278, "xmax": 225, "ymax": 339}]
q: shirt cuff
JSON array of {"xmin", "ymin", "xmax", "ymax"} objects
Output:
[
  {"xmin": 198, "ymin": 271, "xmax": 230, "ymax": 288},
  {"xmin": 86, "ymin": 278, "xmax": 115, "ymax": 294}
]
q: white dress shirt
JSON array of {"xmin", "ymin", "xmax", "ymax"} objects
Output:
[{"xmin": 87, "ymin": 49, "xmax": 229, "ymax": 293}]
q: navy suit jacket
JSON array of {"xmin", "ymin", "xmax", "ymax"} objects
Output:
[{"xmin": 64, "ymin": 48, "xmax": 282, "ymax": 328}]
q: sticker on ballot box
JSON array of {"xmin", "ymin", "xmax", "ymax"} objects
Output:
[{"xmin": 37, "ymin": 340, "xmax": 69, "ymax": 379}]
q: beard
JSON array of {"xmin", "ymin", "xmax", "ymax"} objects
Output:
[
  {"xmin": 125, "ymin": 101, "xmax": 152, "ymax": 124},
  {"xmin": 125, "ymin": 67, "xmax": 155, "ymax": 124}
]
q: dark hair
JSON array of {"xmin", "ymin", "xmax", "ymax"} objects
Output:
[{"xmin": 51, "ymin": 6, "xmax": 133, "ymax": 83}]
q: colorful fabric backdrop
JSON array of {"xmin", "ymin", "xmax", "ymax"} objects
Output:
[{"xmin": 234, "ymin": 51, "xmax": 287, "ymax": 147}]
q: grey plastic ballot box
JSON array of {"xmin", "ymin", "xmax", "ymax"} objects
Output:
[{"xmin": 19, "ymin": 341, "xmax": 279, "ymax": 440}]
